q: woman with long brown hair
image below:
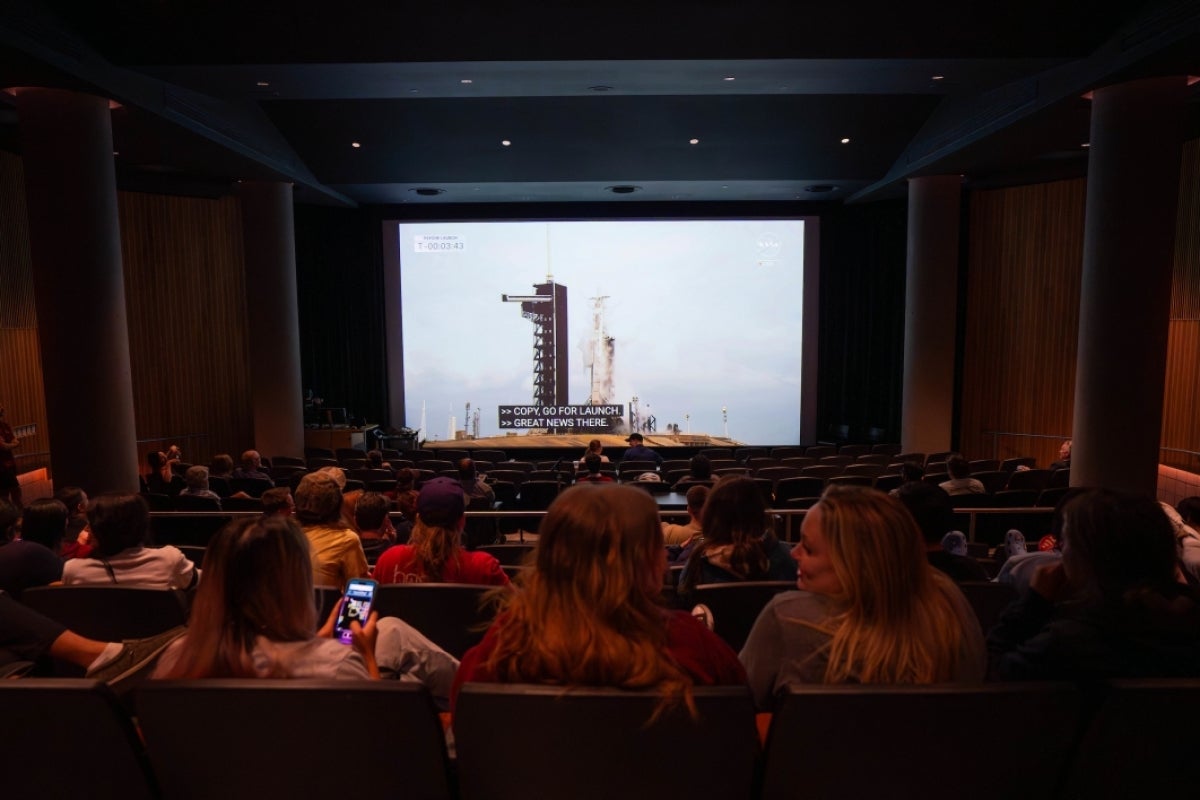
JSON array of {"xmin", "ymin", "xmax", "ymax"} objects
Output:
[
  {"xmin": 677, "ymin": 476, "xmax": 797, "ymax": 595},
  {"xmin": 740, "ymin": 486, "xmax": 985, "ymax": 710},
  {"xmin": 451, "ymin": 483, "xmax": 745, "ymax": 711}
]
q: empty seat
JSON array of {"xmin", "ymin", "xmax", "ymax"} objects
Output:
[
  {"xmin": 174, "ymin": 494, "xmax": 221, "ymax": 511},
  {"xmin": 969, "ymin": 458, "xmax": 1000, "ymax": 472},
  {"xmin": 769, "ymin": 446, "xmax": 806, "ymax": 459},
  {"xmin": 801, "ymin": 465, "xmax": 844, "ymax": 481},
  {"xmin": 1000, "ymin": 456, "xmax": 1038, "ymax": 472},
  {"xmin": 819, "ymin": 454, "xmax": 854, "ymax": 468},
  {"xmin": 229, "ymin": 477, "xmax": 274, "ymax": 498},
  {"xmin": 21, "ymin": 586, "xmax": 189, "ymax": 675},
  {"xmin": 854, "ymin": 453, "xmax": 893, "ymax": 466},
  {"xmin": 373, "ymin": 583, "xmax": 500, "ymax": 658},
  {"xmin": 455, "ymin": 684, "xmax": 758, "ymax": 800},
  {"xmin": 774, "ymin": 476, "xmax": 827, "ymax": 505},
  {"xmin": 761, "ymin": 683, "xmax": 1080, "ymax": 800},
  {"xmin": 270, "ymin": 455, "xmax": 306, "ymax": 467},
  {"xmin": 804, "ymin": 445, "xmax": 836, "ymax": 458},
  {"xmin": 842, "ymin": 463, "xmax": 885, "ymax": 478},
  {"xmin": 827, "ymin": 474, "xmax": 874, "ymax": 488},
  {"xmin": 779, "ymin": 456, "xmax": 815, "ymax": 469},
  {"xmin": 956, "ymin": 580, "xmax": 1017, "ymax": 634},
  {"xmin": 472, "ymin": 449, "xmax": 508, "ymax": 463},
  {"xmin": 1, "ymin": 679, "xmax": 158, "ymax": 799},
  {"xmin": 137, "ymin": 680, "xmax": 452, "ymax": 800},
  {"xmin": 837, "ymin": 444, "xmax": 869, "ymax": 457},
  {"xmin": 871, "ymin": 443, "xmax": 902, "ymax": 455},
  {"xmin": 690, "ymin": 581, "xmax": 796, "ymax": 652},
  {"xmin": 972, "ymin": 469, "xmax": 1011, "ymax": 494},
  {"xmin": 1006, "ymin": 468, "xmax": 1052, "ymax": 492}
]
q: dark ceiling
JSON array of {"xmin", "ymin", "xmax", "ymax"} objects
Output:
[{"xmin": 0, "ymin": 0, "xmax": 1197, "ymax": 207}]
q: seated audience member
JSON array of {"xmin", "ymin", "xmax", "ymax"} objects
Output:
[
  {"xmin": 577, "ymin": 438, "xmax": 610, "ymax": 466},
  {"xmin": 294, "ymin": 472, "xmax": 368, "ymax": 589},
  {"xmin": 143, "ymin": 449, "xmax": 181, "ymax": 495},
  {"xmin": 391, "ymin": 469, "xmax": 419, "ymax": 543},
  {"xmin": 179, "ymin": 465, "xmax": 222, "ymax": 507},
  {"xmin": 1168, "ymin": 498, "xmax": 1200, "ymax": 582},
  {"xmin": 888, "ymin": 461, "xmax": 925, "ymax": 496},
  {"xmin": 672, "ymin": 454, "xmax": 715, "ymax": 490},
  {"xmin": 317, "ymin": 465, "xmax": 360, "ymax": 529},
  {"xmin": 1049, "ymin": 439, "xmax": 1072, "ymax": 472},
  {"xmin": 232, "ymin": 449, "xmax": 273, "ymax": 484},
  {"xmin": 153, "ymin": 516, "xmax": 457, "ymax": 704},
  {"xmin": 261, "ymin": 487, "xmax": 295, "ymax": 517},
  {"xmin": 893, "ymin": 482, "xmax": 987, "ymax": 582},
  {"xmin": 373, "ymin": 477, "xmax": 508, "ymax": 586},
  {"xmin": 939, "ymin": 455, "xmax": 986, "ymax": 496},
  {"xmin": 457, "ymin": 458, "xmax": 495, "ymax": 504},
  {"xmin": 740, "ymin": 486, "xmax": 986, "ymax": 710},
  {"xmin": 354, "ymin": 492, "xmax": 396, "ymax": 562},
  {"xmin": 0, "ymin": 499, "xmax": 65, "ymax": 597},
  {"xmin": 677, "ymin": 476, "xmax": 797, "ymax": 595},
  {"xmin": 451, "ymin": 483, "xmax": 746, "ymax": 711},
  {"xmin": 663, "ymin": 484, "xmax": 707, "ymax": 547},
  {"xmin": 988, "ymin": 489, "xmax": 1200, "ymax": 680},
  {"xmin": 53, "ymin": 486, "xmax": 93, "ymax": 559},
  {"xmin": 365, "ymin": 449, "xmax": 393, "ymax": 472},
  {"xmin": 61, "ymin": 493, "xmax": 199, "ymax": 589},
  {"xmin": 0, "ymin": 405, "xmax": 22, "ymax": 508},
  {"xmin": 576, "ymin": 453, "xmax": 614, "ymax": 483},
  {"xmin": 621, "ymin": 432, "xmax": 663, "ymax": 465},
  {"xmin": 1, "ymin": 589, "xmax": 183, "ymax": 683},
  {"xmin": 209, "ymin": 453, "xmax": 236, "ymax": 479}
]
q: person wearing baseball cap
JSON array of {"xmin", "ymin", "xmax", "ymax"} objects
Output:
[
  {"xmin": 621, "ymin": 432, "xmax": 663, "ymax": 466},
  {"xmin": 372, "ymin": 477, "xmax": 509, "ymax": 587}
]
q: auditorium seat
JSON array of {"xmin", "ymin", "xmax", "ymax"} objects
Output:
[
  {"xmin": 700, "ymin": 447, "xmax": 733, "ymax": 459},
  {"xmin": 842, "ymin": 463, "xmax": 885, "ymax": 479},
  {"xmin": 690, "ymin": 581, "xmax": 796, "ymax": 652},
  {"xmin": 137, "ymin": 681, "xmax": 452, "ymax": 800},
  {"xmin": 437, "ymin": 449, "xmax": 469, "ymax": 463},
  {"xmin": 455, "ymin": 684, "xmax": 758, "ymax": 800},
  {"xmin": 779, "ymin": 455, "xmax": 815, "ymax": 469},
  {"xmin": 1007, "ymin": 468, "xmax": 1052, "ymax": 492},
  {"xmin": 1001, "ymin": 456, "xmax": 1038, "ymax": 472},
  {"xmin": 373, "ymin": 583, "xmax": 500, "ymax": 658},
  {"xmin": 837, "ymin": 444, "xmax": 869, "ymax": 457},
  {"xmin": 21, "ymin": 586, "xmax": 190, "ymax": 675},
  {"xmin": 873, "ymin": 473, "xmax": 904, "ymax": 493},
  {"xmin": 222, "ymin": 496, "xmax": 265, "ymax": 512},
  {"xmin": 769, "ymin": 446, "xmax": 806, "ymax": 459},
  {"xmin": 1063, "ymin": 679, "xmax": 1200, "ymax": 799},
  {"xmin": 0, "ymin": 680, "xmax": 158, "ymax": 799},
  {"xmin": 827, "ymin": 474, "xmax": 873, "ymax": 488},
  {"xmin": 956, "ymin": 580, "xmax": 1017, "ymax": 634},
  {"xmin": 174, "ymin": 494, "xmax": 221, "ymax": 511},
  {"xmin": 760, "ymin": 683, "xmax": 1080, "ymax": 800},
  {"xmin": 854, "ymin": 453, "xmax": 893, "ymax": 466},
  {"xmin": 871, "ymin": 443, "xmax": 903, "ymax": 455},
  {"xmin": 270, "ymin": 455, "xmax": 306, "ymax": 468},
  {"xmin": 1036, "ymin": 487, "xmax": 1071, "ymax": 507},
  {"xmin": 972, "ymin": 469, "xmax": 1010, "ymax": 494},
  {"xmin": 800, "ymin": 465, "xmax": 843, "ymax": 481},
  {"xmin": 774, "ymin": 476, "xmax": 826, "ymax": 506},
  {"xmin": 804, "ymin": 445, "xmax": 836, "ymax": 458},
  {"xmin": 268, "ymin": 464, "xmax": 307, "ymax": 482},
  {"xmin": 475, "ymin": 543, "xmax": 536, "ymax": 565},
  {"xmin": 305, "ymin": 457, "xmax": 338, "ymax": 470},
  {"xmin": 230, "ymin": 477, "xmax": 273, "ymax": 498},
  {"xmin": 735, "ymin": 446, "xmax": 768, "ymax": 461},
  {"xmin": 969, "ymin": 458, "xmax": 1000, "ymax": 472},
  {"xmin": 472, "ymin": 449, "xmax": 508, "ymax": 463}
]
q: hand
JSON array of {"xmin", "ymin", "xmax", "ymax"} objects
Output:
[
  {"xmin": 1030, "ymin": 561, "xmax": 1068, "ymax": 602},
  {"xmin": 348, "ymin": 611, "xmax": 379, "ymax": 660}
]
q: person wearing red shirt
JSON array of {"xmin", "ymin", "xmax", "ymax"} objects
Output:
[
  {"xmin": 373, "ymin": 477, "xmax": 509, "ymax": 587},
  {"xmin": 451, "ymin": 483, "xmax": 745, "ymax": 713}
]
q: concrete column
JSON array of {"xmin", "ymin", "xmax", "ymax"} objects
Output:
[
  {"xmin": 901, "ymin": 175, "xmax": 962, "ymax": 457},
  {"xmin": 16, "ymin": 88, "xmax": 139, "ymax": 493},
  {"xmin": 239, "ymin": 181, "xmax": 304, "ymax": 459},
  {"xmin": 1071, "ymin": 76, "xmax": 1187, "ymax": 495}
]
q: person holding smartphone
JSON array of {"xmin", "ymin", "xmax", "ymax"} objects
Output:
[{"xmin": 154, "ymin": 516, "xmax": 459, "ymax": 704}]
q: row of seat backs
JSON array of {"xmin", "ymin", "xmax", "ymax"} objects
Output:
[
  {"xmin": 20, "ymin": 583, "xmax": 497, "ymax": 661},
  {"xmin": 5, "ymin": 678, "xmax": 1189, "ymax": 800}
]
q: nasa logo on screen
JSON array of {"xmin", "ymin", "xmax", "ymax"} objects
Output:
[{"xmin": 757, "ymin": 233, "xmax": 781, "ymax": 266}]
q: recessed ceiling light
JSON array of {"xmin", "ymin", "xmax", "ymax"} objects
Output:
[
  {"xmin": 501, "ymin": 140, "xmax": 512, "ymax": 147},
  {"xmin": 256, "ymin": 81, "xmax": 270, "ymax": 87},
  {"xmin": 351, "ymin": 142, "xmax": 361, "ymax": 148},
  {"xmin": 723, "ymin": 76, "xmax": 736, "ymax": 81},
  {"xmin": 689, "ymin": 138, "xmax": 699, "ymax": 145},
  {"xmin": 840, "ymin": 138, "xmax": 851, "ymax": 144},
  {"xmin": 931, "ymin": 75, "xmax": 944, "ymax": 81},
  {"xmin": 112, "ymin": 151, "xmax": 119, "ymax": 156},
  {"xmin": 460, "ymin": 79, "xmax": 473, "ymax": 84},
  {"xmin": 1081, "ymin": 142, "xmax": 1090, "ymax": 148}
]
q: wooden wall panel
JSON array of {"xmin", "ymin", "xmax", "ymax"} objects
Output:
[
  {"xmin": 0, "ymin": 152, "xmax": 50, "ymax": 470},
  {"xmin": 118, "ymin": 191, "xmax": 253, "ymax": 468},
  {"xmin": 1171, "ymin": 139, "xmax": 1200, "ymax": 319},
  {"xmin": 959, "ymin": 179, "xmax": 1087, "ymax": 468}
]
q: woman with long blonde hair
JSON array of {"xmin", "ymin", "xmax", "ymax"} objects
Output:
[
  {"xmin": 451, "ymin": 483, "xmax": 745, "ymax": 710},
  {"xmin": 740, "ymin": 486, "xmax": 985, "ymax": 709}
]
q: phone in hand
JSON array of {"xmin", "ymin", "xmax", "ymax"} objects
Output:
[{"xmin": 334, "ymin": 578, "xmax": 377, "ymax": 645}]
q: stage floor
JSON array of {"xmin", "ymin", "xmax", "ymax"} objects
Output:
[{"xmin": 421, "ymin": 433, "xmax": 743, "ymax": 450}]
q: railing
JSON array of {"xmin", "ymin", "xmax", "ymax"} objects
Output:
[
  {"xmin": 985, "ymin": 430, "xmax": 1200, "ymax": 473},
  {"xmin": 150, "ymin": 505, "xmax": 1057, "ymax": 550}
]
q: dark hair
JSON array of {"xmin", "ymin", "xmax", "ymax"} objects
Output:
[
  {"xmin": 1061, "ymin": 489, "xmax": 1178, "ymax": 602},
  {"xmin": 584, "ymin": 453, "xmax": 602, "ymax": 474},
  {"xmin": 147, "ymin": 451, "xmax": 165, "ymax": 470},
  {"xmin": 682, "ymin": 476, "xmax": 771, "ymax": 591},
  {"xmin": 260, "ymin": 487, "xmax": 293, "ymax": 515},
  {"xmin": 1177, "ymin": 496, "xmax": 1200, "ymax": 527},
  {"xmin": 901, "ymin": 461, "xmax": 925, "ymax": 483},
  {"xmin": 355, "ymin": 492, "xmax": 391, "ymax": 531},
  {"xmin": 393, "ymin": 468, "xmax": 417, "ymax": 493},
  {"xmin": 21, "ymin": 499, "xmax": 69, "ymax": 550},
  {"xmin": 54, "ymin": 486, "xmax": 87, "ymax": 515},
  {"xmin": 458, "ymin": 458, "xmax": 477, "ymax": 480},
  {"xmin": 87, "ymin": 493, "xmax": 152, "ymax": 557},
  {"xmin": 892, "ymin": 482, "xmax": 953, "ymax": 544},
  {"xmin": 689, "ymin": 454, "xmax": 712, "ymax": 480},
  {"xmin": 210, "ymin": 454, "xmax": 235, "ymax": 476},
  {"xmin": 366, "ymin": 450, "xmax": 384, "ymax": 467},
  {"xmin": 0, "ymin": 499, "xmax": 20, "ymax": 541},
  {"xmin": 945, "ymin": 455, "xmax": 969, "ymax": 479},
  {"xmin": 685, "ymin": 484, "xmax": 709, "ymax": 514}
]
